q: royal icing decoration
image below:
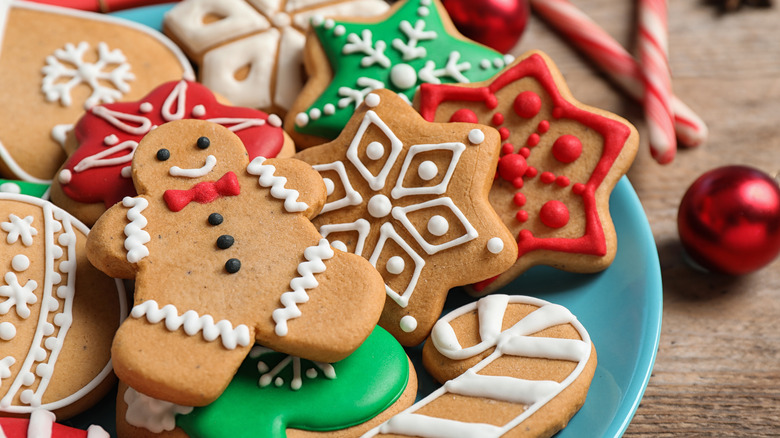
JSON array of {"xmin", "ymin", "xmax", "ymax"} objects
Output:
[
  {"xmin": 291, "ymin": 0, "xmax": 513, "ymax": 140},
  {"xmin": 366, "ymin": 295, "xmax": 591, "ymax": 437},
  {"xmin": 0, "ymin": 270, "xmax": 38, "ymax": 318},
  {"xmin": 58, "ymin": 80, "xmax": 287, "ymax": 210},
  {"xmin": 247, "ymin": 157, "xmax": 308, "ymax": 213},
  {"xmin": 169, "ymin": 155, "xmax": 218, "ymax": 178},
  {"xmin": 163, "ymin": 172, "xmax": 241, "ymax": 212},
  {"xmin": 1, "ymin": 214, "xmax": 38, "ymax": 246},
  {"xmin": 272, "ymin": 239, "xmax": 335, "ymax": 336},
  {"xmin": 418, "ymin": 52, "xmax": 637, "ymax": 291},
  {"xmin": 251, "ymin": 347, "xmax": 336, "ymax": 391},
  {"xmin": 164, "ymin": 0, "xmax": 390, "ymax": 111},
  {"xmin": 41, "ymin": 41, "xmax": 134, "ymax": 109},
  {"xmin": 124, "ymin": 387, "xmax": 194, "ymax": 434},
  {"xmin": 122, "ymin": 197, "xmax": 150, "ymax": 263}
]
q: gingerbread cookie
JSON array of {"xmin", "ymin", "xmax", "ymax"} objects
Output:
[
  {"xmin": 86, "ymin": 119, "xmax": 386, "ymax": 406},
  {"xmin": 295, "ymin": 89, "xmax": 517, "ymax": 346},
  {"xmin": 163, "ymin": 0, "xmax": 390, "ymax": 114},
  {"xmin": 0, "ymin": 0, "xmax": 193, "ymax": 183},
  {"xmin": 50, "ymin": 79, "xmax": 294, "ymax": 226},
  {"xmin": 0, "ymin": 193, "xmax": 126, "ymax": 420},
  {"xmin": 285, "ymin": 0, "xmax": 516, "ymax": 148},
  {"xmin": 365, "ymin": 294, "xmax": 596, "ymax": 438},
  {"xmin": 416, "ymin": 50, "xmax": 639, "ymax": 294},
  {"xmin": 0, "ymin": 409, "xmax": 108, "ymax": 437},
  {"xmin": 115, "ymin": 326, "xmax": 417, "ymax": 438}
]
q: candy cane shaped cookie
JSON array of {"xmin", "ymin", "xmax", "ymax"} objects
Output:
[{"xmin": 365, "ymin": 294, "xmax": 596, "ymax": 438}]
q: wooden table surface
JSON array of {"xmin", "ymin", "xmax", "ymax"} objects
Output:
[{"xmin": 511, "ymin": 1, "xmax": 780, "ymax": 436}]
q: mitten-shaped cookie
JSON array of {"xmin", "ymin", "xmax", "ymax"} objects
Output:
[{"xmin": 86, "ymin": 119, "xmax": 386, "ymax": 406}]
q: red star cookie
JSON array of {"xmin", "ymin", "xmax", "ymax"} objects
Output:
[{"xmin": 416, "ymin": 50, "xmax": 639, "ymax": 294}]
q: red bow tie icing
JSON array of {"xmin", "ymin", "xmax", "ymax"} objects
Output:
[{"xmin": 163, "ymin": 171, "xmax": 241, "ymax": 212}]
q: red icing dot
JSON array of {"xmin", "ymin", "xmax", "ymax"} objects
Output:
[
  {"xmin": 486, "ymin": 96, "xmax": 498, "ymax": 109},
  {"xmin": 516, "ymin": 210, "xmax": 529, "ymax": 222},
  {"xmin": 537, "ymin": 120, "xmax": 550, "ymax": 133},
  {"xmin": 513, "ymin": 91, "xmax": 542, "ymax": 119},
  {"xmin": 449, "ymin": 108, "xmax": 478, "ymax": 123},
  {"xmin": 556, "ymin": 176, "xmax": 571, "ymax": 187},
  {"xmin": 519, "ymin": 147, "xmax": 531, "ymax": 158},
  {"xmin": 499, "ymin": 127, "xmax": 510, "ymax": 141},
  {"xmin": 572, "ymin": 183, "xmax": 586, "ymax": 195},
  {"xmin": 492, "ymin": 112, "xmax": 504, "ymax": 126},
  {"xmin": 501, "ymin": 143, "xmax": 514, "ymax": 155},
  {"xmin": 527, "ymin": 133, "xmax": 540, "ymax": 147},
  {"xmin": 525, "ymin": 166, "xmax": 538, "ymax": 178},
  {"xmin": 552, "ymin": 135, "xmax": 583, "ymax": 163},
  {"xmin": 513, "ymin": 192, "xmax": 526, "ymax": 207},
  {"xmin": 498, "ymin": 154, "xmax": 527, "ymax": 187},
  {"xmin": 539, "ymin": 200, "xmax": 570, "ymax": 228},
  {"xmin": 540, "ymin": 171, "xmax": 555, "ymax": 184}
]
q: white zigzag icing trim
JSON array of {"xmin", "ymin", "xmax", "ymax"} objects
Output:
[
  {"xmin": 122, "ymin": 197, "xmax": 150, "ymax": 263},
  {"xmin": 130, "ymin": 300, "xmax": 251, "ymax": 350},
  {"xmin": 272, "ymin": 239, "xmax": 334, "ymax": 336},
  {"xmin": 247, "ymin": 157, "xmax": 308, "ymax": 213}
]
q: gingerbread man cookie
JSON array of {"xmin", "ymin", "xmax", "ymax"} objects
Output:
[
  {"xmin": 416, "ymin": 50, "xmax": 639, "ymax": 294},
  {"xmin": 86, "ymin": 119, "xmax": 386, "ymax": 406},
  {"xmin": 295, "ymin": 89, "xmax": 517, "ymax": 346}
]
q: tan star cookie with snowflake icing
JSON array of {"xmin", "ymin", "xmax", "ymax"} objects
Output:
[
  {"xmin": 86, "ymin": 119, "xmax": 386, "ymax": 407},
  {"xmin": 295, "ymin": 89, "xmax": 517, "ymax": 346}
]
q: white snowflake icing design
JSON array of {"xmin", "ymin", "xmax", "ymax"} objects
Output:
[
  {"xmin": 1, "ymin": 214, "xmax": 38, "ymax": 246},
  {"xmin": 0, "ymin": 272, "xmax": 38, "ymax": 319},
  {"xmin": 41, "ymin": 41, "xmax": 135, "ymax": 109},
  {"xmin": 250, "ymin": 346, "xmax": 336, "ymax": 391}
]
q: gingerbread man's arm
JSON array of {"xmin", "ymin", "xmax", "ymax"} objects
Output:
[
  {"xmin": 86, "ymin": 196, "xmax": 151, "ymax": 279},
  {"xmin": 245, "ymin": 157, "xmax": 327, "ymax": 220}
]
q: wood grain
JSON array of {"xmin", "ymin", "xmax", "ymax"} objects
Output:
[{"xmin": 510, "ymin": 1, "xmax": 780, "ymax": 435}]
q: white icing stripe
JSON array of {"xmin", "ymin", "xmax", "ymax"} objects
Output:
[
  {"xmin": 247, "ymin": 157, "xmax": 308, "ymax": 213},
  {"xmin": 478, "ymin": 294, "xmax": 508, "ymax": 344},
  {"xmin": 91, "ymin": 105, "xmax": 153, "ymax": 136},
  {"xmin": 130, "ymin": 300, "xmax": 251, "ymax": 350},
  {"xmin": 73, "ymin": 140, "xmax": 138, "ymax": 173},
  {"xmin": 27, "ymin": 409, "xmax": 55, "ymax": 438},
  {"xmin": 205, "ymin": 117, "xmax": 266, "ymax": 132},
  {"xmin": 86, "ymin": 424, "xmax": 110, "ymax": 438},
  {"xmin": 162, "ymin": 80, "xmax": 187, "ymax": 121},
  {"xmin": 122, "ymin": 197, "xmax": 150, "ymax": 264},
  {"xmin": 319, "ymin": 218, "xmax": 370, "ymax": 257},
  {"xmin": 500, "ymin": 336, "xmax": 590, "ymax": 362},
  {"xmin": 272, "ymin": 239, "xmax": 334, "ymax": 336},
  {"xmin": 169, "ymin": 155, "xmax": 217, "ymax": 178},
  {"xmin": 444, "ymin": 370, "xmax": 560, "ymax": 405},
  {"xmin": 380, "ymin": 413, "xmax": 503, "ymax": 438}
]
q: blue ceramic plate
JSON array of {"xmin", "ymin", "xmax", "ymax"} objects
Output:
[{"xmin": 70, "ymin": 6, "xmax": 663, "ymax": 437}]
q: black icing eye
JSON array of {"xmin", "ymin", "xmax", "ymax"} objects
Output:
[
  {"xmin": 156, "ymin": 148, "xmax": 170, "ymax": 161},
  {"xmin": 197, "ymin": 136, "xmax": 211, "ymax": 149}
]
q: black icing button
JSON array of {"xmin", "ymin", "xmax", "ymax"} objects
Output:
[
  {"xmin": 208, "ymin": 213, "xmax": 223, "ymax": 226},
  {"xmin": 225, "ymin": 258, "xmax": 241, "ymax": 274},
  {"xmin": 197, "ymin": 136, "xmax": 211, "ymax": 149},
  {"xmin": 156, "ymin": 148, "xmax": 170, "ymax": 161},
  {"xmin": 217, "ymin": 235, "xmax": 234, "ymax": 249}
]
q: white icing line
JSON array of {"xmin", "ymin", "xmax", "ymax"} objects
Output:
[
  {"xmin": 169, "ymin": 155, "xmax": 217, "ymax": 178},
  {"xmin": 246, "ymin": 157, "xmax": 308, "ymax": 213},
  {"xmin": 122, "ymin": 197, "xmax": 150, "ymax": 264}
]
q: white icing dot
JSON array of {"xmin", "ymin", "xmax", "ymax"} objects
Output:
[
  {"xmin": 417, "ymin": 160, "xmax": 438, "ymax": 181},
  {"xmin": 295, "ymin": 112, "xmax": 309, "ymax": 127},
  {"xmin": 42, "ymin": 322, "xmax": 54, "ymax": 336},
  {"xmin": 333, "ymin": 25, "xmax": 346, "ymax": 36},
  {"xmin": 480, "ymin": 59, "xmax": 491, "ymax": 70},
  {"xmin": 191, "ymin": 104, "xmax": 206, "ymax": 117},
  {"xmin": 11, "ymin": 254, "xmax": 30, "ymax": 272},
  {"xmin": 494, "ymin": 58, "xmax": 505, "ymax": 68},
  {"xmin": 0, "ymin": 182, "xmax": 21, "ymax": 194},
  {"xmin": 274, "ymin": 377, "xmax": 284, "ymax": 387},
  {"xmin": 468, "ymin": 129, "xmax": 485, "ymax": 144},
  {"xmin": 0, "ymin": 322, "xmax": 16, "ymax": 341},
  {"xmin": 504, "ymin": 54, "xmax": 516, "ymax": 64},
  {"xmin": 21, "ymin": 372, "xmax": 35, "ymax": 386},
  {"xmin": 58, "ymin": 169, "xmax": 72, "ymax": 184},
  {"xmin": 20, "ymin": 390, "xmax": 34, "ymax": 404},
  {"xmin": 364, "ymin": 93, "xmax": 381, "ymax": 108},
  {"xmin": 311, "ymin": 14, "xmax": 324, "ymax": 26},
  {"xmin": 48, "ymin": 299, "xmax": 60, "ymax": 312},
  {"xmin": 487, "ymin": 237, "xmax": 505, "ymax": 254},
  {"xmin": 309, "ymin": 108, "xmax": 322, "ymax": 120},
  {"xmin": 52, "ymin": 246, "xmax": 63, "ymax": 259},
  {"xmin": 267, "ymin": 114, "xmax": 282, "ymax": 127},
  {"xmin": 53, "ymin": 312, "xmax": 71, "ymax": 327},
  {"xmin": 367, "ymin": 194, "xmax": 392, "ymax": 218},
  {"xmin": 56, "ymin": 286, "xmax": 70, "ymax": 299},
  {"xmin": 427, "ymin": 215, "xmax": 449, "ymax": 236},
  {"xmin": 400, "ymin": 315, "xmax": 417, "ymax": 333},
  {"xmin": 272, "ymin": 12, "xmax": 291, "ymax": 27},
  {"xmin": 35, "ymin": 363, "xmax": 52, "ymax": 378},
  {"xmin": 45, "ymin": 336, "xmax": 59, "ymax": 351},
  {"xmin": 366, "ymin": 141, "xmax": 385, "ymax": 160},
  {"xmin": 58, "ymin": 233, "xmax": 73, "ymax": 246},
  {"xmin": 121, "ymin": 166, "xmax": 132, "ymax": 178},
  {"xmin": 33, "ymin": 347, "xmax": 46, "ymax": 361},
  {"xmin": 104, "ymin": 134, "xmax": 119, "ymax": 145},
  {"xmin": 324, "ymin": 18, "xmax": 335, "ymax": 29},
  {"xmin": 257, "ymin": 362, "xmax": 269, "ymax": 373},
  {"xmin": 390, "ymin": 63, "xmax": 418, "ymax": 90},
  {"xmin": 417, "ymin": 6, "xmax": 429, "ymax": 16},
  {"xmin": 323, "ymin": 103, "xmax": 336, "ymax": 115},
  {"xmin": 421, "ymin": 0, "xmax": 431, "ymax": 5},
  {"xmin": 306, "ymin": 368, "xmax": 318, "ymax": 378},
  {"xmin": 323, "ymin": 177, "xmax": 335, "ymax": 196},
  {"xmin": 386, "ymin": 256, "xmax": 405, "ymax": 275},
  {"xmin": 331, "ymin": 240, "xmax": 347, "ymax": 252},
  {"xmin": 139, "ymin": 102, "xmax": 153, "ymax": 113}
]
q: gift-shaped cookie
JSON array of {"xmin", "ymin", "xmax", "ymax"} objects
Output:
[
  {"xmin": 50, "ymin": 80, "xmax": 295, "ymax": 226},
  {"xmin": 86, "ymin": 119, "xmax": 386, "ymax": 406},
  {"xmin": 416, "ymin": 50, "xmax": 639, "ymax": 294},
  {"xmin": 0, "ymin": 0, "xmax": 193, "ymax": 183},
  {"xmin": 295, "ymin": 89, "xmax": 517, "ymax": 346}
]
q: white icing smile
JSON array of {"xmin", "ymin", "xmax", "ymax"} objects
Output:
[{"xmin": 169, "ymin": 155, "xmax": 217, "ymax": 178}]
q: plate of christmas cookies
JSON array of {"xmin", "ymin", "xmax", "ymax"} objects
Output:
[{"xmin": 0, "ymin": 1, "xmax": 661, "ymax": 437}]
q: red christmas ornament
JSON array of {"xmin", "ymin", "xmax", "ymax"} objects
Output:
[
  {"xmin": 442, "ymin": 0, "xmax": 530, "ymax": 53},
  {"xmin": 677, "ymin": 165, "xmax": 780, "ymax": 274}
]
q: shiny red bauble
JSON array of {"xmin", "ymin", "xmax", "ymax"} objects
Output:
[
  {"xmin": 677, "ymin": 165, "xmax": 780, "ymax": 275},
  {"xmin": 442, "ymin": 0, "xmax": 530, "ymax": 53}
]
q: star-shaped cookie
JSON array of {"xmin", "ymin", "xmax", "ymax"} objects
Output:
[
  {"xmin": 285, "ymin": 0, "xmax": 514, "ymax": 147},
  {"xmin": 416, "ymin": 50, "xmax": 639, "ymax": 294},
  {"xmin": 295, "ymin": 89, "xmax": 517, "ymax": 346}
]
